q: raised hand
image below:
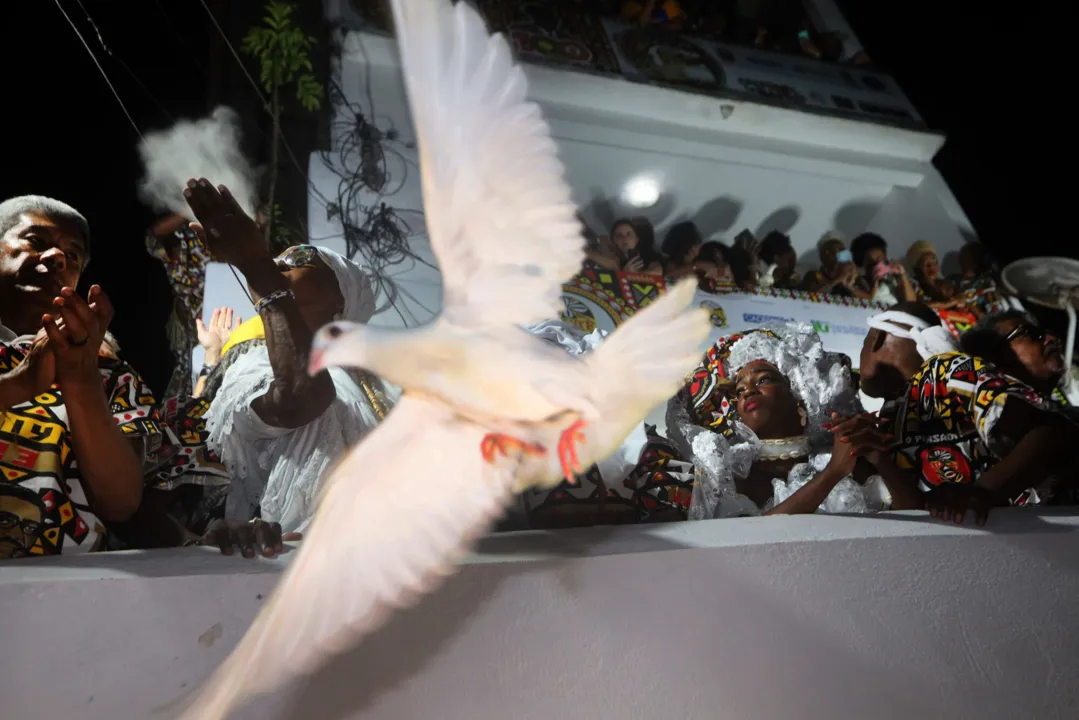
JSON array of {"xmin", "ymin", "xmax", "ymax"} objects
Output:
[
  {"xmin": 183, "ymin": 178, "xmax": 269, "ymax": 272},
  {"xmin": 197, "ymin": 306, "xmax": 240, "ymax": 366}
]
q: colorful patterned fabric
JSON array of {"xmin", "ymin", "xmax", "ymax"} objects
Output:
[
  {"xmin": 148, "ymin": 396, "xmax": 230, "ymax": 491},
  {"xmin": 697, "ymin": 276, "xmax": 737, "ymax": 294},
  {"xmin": 949, "ymin": 272, "xmax": 998, "ymax": 296},
  {"xmin": 685, "ymin": 328, "xmax": 778, "ymax": 433},
  {"xmin": 146, "ymin": 222, "xmax": 211, "ymax": 401},
  {"xmin": 887, "ymin": 351, "xmax": 1062, "ymax": 504},
  {"xmin": 0, "ymin": 341, "xmax": 165, "ymax": 558},
  {"xmin": 220, "ymin": 316, "xmax": 265, "ymax": 358},
  {"xmin": 628, "ymin": 330, "xmax": 788, "ymax": 522},
  {"xmin": 626, "ymin": 424, "xmax": 695, "ymax": 522},
  {"xmin": 936, "ymin": 308, "xmax": 979, "ymax": 340},
  {"xmin": 525, "ymin": 465, "xmax": 638, "ymax": 529},
  {"xmin": 959, "ymin": 286, "xmax": 1015, "ymax": 317},
  {"xmin": 560, "ymin": 261, "xmax": 668, "ymax": 334},
  {"xmin": 771, "ymin": 274, "xmax": 886, "ymax": 309},
  {"xmin": 480, "ymin": 0, "xmax": 621, "ymax": 74}
]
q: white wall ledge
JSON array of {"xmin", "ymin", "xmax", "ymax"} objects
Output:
[
  {"xmin": 6, "ymin": 509, "xmax": 1078, "ymax": 582},
  {"xmin": 4, "ymin": 509, "xmax": 1078, "ymax": 720}
]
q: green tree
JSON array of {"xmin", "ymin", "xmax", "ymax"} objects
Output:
[{"xmin": 242, "ymin": 0, "xmax": 323, "ymax": 248}]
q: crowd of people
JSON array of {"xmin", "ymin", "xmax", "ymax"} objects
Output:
[
  {"xmin": 0, "ymin": 182, "xmax": 1075, "ymax": 562},
  {"xmin": 582, "ymin": 214, "xmax": 1003, "ymax": 312}
]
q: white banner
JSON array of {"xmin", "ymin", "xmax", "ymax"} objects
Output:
[
  {"xmin": 695, "ymin": 289, "xmax": 881, "ymax": 368},
  {"xmin": 557, "ymin": 265, "xmax": 883, "ymax": 368}
]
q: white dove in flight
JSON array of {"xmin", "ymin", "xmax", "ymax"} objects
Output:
[{"xmin": 177, "ymin": 0, "xmax": 710, "ymax": 717}]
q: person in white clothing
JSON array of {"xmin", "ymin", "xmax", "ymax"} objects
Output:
[{"xmin": 184, "ymin": 179, "xmax": 393, "ymax": 535}]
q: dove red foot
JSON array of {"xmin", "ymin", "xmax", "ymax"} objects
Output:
[
  {"xmin": 480, "ymin": 433, "xmax": 546, "ymax": 463},
  {"xmin": 557, "ymin": 418, "xmax": 588, "ymax": 483}
]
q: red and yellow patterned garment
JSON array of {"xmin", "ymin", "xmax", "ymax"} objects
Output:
[
  {"xmin": 886, "ymin": 351, "xmax": 1066, "ymax": 505},
  {"xmin": 146, "ymin": 222, "xmax": 211, "ymax": 401},
  {"xmin": 0, "ymin": 340, "xmax": 165, "ymax": 558}
]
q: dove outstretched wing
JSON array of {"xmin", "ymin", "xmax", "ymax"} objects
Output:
[
  {"xmin": 391, "ymin": 0, "xmax": 584, "ymax": 327},
  {"xmin": 180, "ymin": 395, "xmax": 519, "ymax": 719}
]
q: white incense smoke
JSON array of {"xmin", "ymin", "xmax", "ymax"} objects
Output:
[{"xmin": 137, "ymin": 106, "xmax": 259, "ymax": 219}]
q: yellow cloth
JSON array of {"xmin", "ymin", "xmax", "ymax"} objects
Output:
[
  {"xmin": 218, "ymin": 314, "xmax": 390, "ymax": 421},
  {"xmin": 221, "ymin": 316, "xmax": 265, "ymax": 357}
]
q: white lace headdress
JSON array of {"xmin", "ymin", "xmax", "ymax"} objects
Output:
[{"xmin": 667, "ymin": 323, "xmax": 873, "ymax": 519}]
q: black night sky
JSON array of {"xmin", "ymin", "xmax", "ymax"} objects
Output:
[{"xmin": 2, "ymin": 1, "xmax": 1070, "ymax": 394}]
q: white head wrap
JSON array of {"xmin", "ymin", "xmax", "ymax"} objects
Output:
[
  {"xmin": 867, "ymin": 310, "xmax": 958, "ymax": 360},
  {"xmin": 724, "ymin": 323, "xmax": 861, "ymax": 434},
  {"xmin": 206, "ymin": 246, "xmax": 386, "ymax": 533},
  {"xmin": 315, "ymin": 246, "xmax": 376, "ymax": 323},
  {"xmin": 667, "ymin": 323, "xmax": 876, "ymax": 519}
]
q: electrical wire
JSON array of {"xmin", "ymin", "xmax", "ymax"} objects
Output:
[
  {"xmin": 73, "ymin": 0, "xmax": 176, "ymax": 124},
  {"xmin": 195, "ymin": 0, "xmax": 335, "ymax": 214},
  {"xmin": 53, "ymin": 0, "xmax": 144, "ymax": 141},
  {"xmin": 314, "ymin": 66, "xmax": 440, "ymax": 326},
  {"xmin": 68, "ymin": 0, "xmax": 429, "ymax": 323}
]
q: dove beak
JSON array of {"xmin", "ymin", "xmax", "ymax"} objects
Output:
[{"xmin": 308, "ymin": 347, "xmax": 326, "ymax": 376}]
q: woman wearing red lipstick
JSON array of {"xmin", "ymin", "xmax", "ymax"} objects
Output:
[
  {"xmin": 662, "ymin": 325, "xmax": 923, "ymax": 519},
  {"xmin": 727, "ymin": 358, "xmax": 866, "ymax": 515}
]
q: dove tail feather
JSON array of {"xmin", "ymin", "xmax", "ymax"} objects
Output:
[{"xmin": 177, "ymin": 652, "xmax": 248, "ymax": 720}]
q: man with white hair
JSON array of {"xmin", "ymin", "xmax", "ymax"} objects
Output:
[
  {"xmin": 0, "ymin": 195, "xmax": 155, "ymax": 557},
  {"xmin": 183, "ymin": 179, "xmax": 392, "ymax": 538},
  {"xmin": 858, "ymin": 302, "xmax": 1079, "ymax": 524}
]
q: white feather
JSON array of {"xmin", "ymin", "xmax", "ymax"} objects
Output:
[
  {"xmin": 181, "ymin": 2, "xmax": 712, "ymax": 717},
  {"xmin": 391, "ymin": 0, "xmax": 584, "ymax": 327},
  {"xmin": 516, "ymin": 279, "xmax": 712, "ymax": 486},
  {"xmin": 178, "ymin": 396, "xmax": 519, "ymax": 719},
  {"xmin": 587, "ymin": 279, "xmax": 710, "ymax": 415}
]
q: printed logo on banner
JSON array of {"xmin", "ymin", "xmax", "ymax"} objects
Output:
[
  {"xmin": 692, "ymin": 288, "xmax": 883, "ymax": 368},
  {"xmin": 813, "ymin": 320, "xmax": 867, "ymax": 336},
  {"xmin": 700, "ymin": 300, "xmax": 727, "ymax": 328},
  {"xmin": 831, "ymin": 323, "xmax": 868, "ymax": 336},
  {"xmin": 743, "ymin": 313, "xmax": 794, "ymax": 324}
]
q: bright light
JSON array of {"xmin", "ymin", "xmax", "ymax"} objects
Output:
[{"xmin": 621, "ymin": 175, "xmax": 661, "ymax": 208}]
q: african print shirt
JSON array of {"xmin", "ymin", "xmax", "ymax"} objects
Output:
[
  {"xmin": 148, "ymin": 395, "xmax": 229, "ymax": 491},
  {"xmin": 146, "ymin": 222, "xmax": 211, "ymax": 401},
  {"xmin": 948, "ymin": 272, "xmax": 997, "ymax": 295},
  {"xmin": 0, "ymin": 339, "xmax": 165, "ymax": 558},
  {"xmin": 887, "ymin": 351, "xmax": 1062, "ymax": 505}
]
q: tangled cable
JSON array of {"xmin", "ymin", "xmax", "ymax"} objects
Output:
[{"xmin": 315, "ymin": 75, "xmax": 437, "ymax": 325}]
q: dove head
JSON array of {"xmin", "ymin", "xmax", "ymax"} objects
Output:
[{"xmin": 309, "ymin": 320, "xmax": 370, "ymax": 375}]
